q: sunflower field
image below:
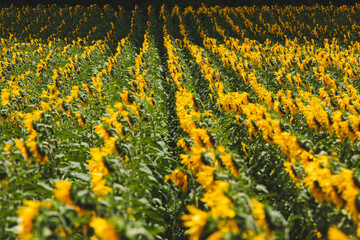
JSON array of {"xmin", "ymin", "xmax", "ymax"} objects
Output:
[{"xmin": 1, "ymin": 2, "xmax": 360, "ymax": 240}]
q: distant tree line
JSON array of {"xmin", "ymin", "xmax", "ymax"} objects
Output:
[{"xmin": 1, "ymin": 0, "xmax": 360, "ymax": 9}]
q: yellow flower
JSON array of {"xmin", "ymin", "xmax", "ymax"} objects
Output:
[
  {"xmin": 177, "ymin": 138, "xmax": 190, "ymax": 153},
  {"xmin": 250, "ymin": 234, "xmax": 266, "ymax": 240},
  {"xmin": 36, "ymin": 64, "xmax": 44, "ymax": 77},
  {"xmin": 102, "ymin": 137, "xmax": 117, "ymax": 155},
  {"xmin": 1, "ymin": 88, "xmax": 10, "ymax": 106},
  {"xmin": 182, "ymin": 205, "xmax": 208, "ymax": 240},
  {"xmin": 22, "ymin": 110, "xmax": 42, "ymax": 133},
  {"xmin": 328, "ymin": 226, "xmax": 349, "ymax": 240},
  {"xmin": 4, "ymin": 143, "xmax": 12, "ymax": 152},
  {"xmin": 40, "ymin": 101, "xmax": 51, "ymax": 111},
  {"xmin": 53, "ymin": 180, "xmax": 74, "ymax": 206},
  {"xmin": 217, "ymin": 145, "xmax": 240, "ymax": 177},
  {"xmin": 88, "ymin": 147, "xmax": 112, "ymax": 196},
  {"xmin": 283, "ymin": 162, "xmax": 297, "ymax": 181},
  {"xmin": 207, "ymin": 231, "xmax": 223, "ymax": 240},
  {"xmin": 53, "ymin": 180, "xmax": 87, "ymax": 215},
  {"xmin": 207, "ymin": 220, "xmax": 239, "ymax": 240},
  {"xmin": 26, "ymin": 140, "xmax": 48, "ymax": 164},
  {"xmin": 314, "ymin": 228, "xmax": 322, "ymax": 238},
  {"xmin": 17, "ymin": 200, "xmax": 51, "ymax": 240},
  {"xmin": 251, "ymin": 198, "xmax": 273, "ymax": 237},
  {"xmin": 75, "ymin": 112, "xmax": 87, "ymax": 128},
  {"xmin": 196, "ymin": 165, "xmax": 214, "ymax": 189},
  {"xmin": 94, "ymin": 124, "xmax": 109, "ymax": 141},
  {"xmin": 147, "ymin": 97, "xmax": 154, "ymax": 108},
  {"xmin": 90, "ymin": 173, "xmax": 113, "ymax": 196},
  {"xmin": 120, "ymin": 90, "xmax": 130, "ymax": 105},
  {"xmin": 199, "ymin": 180, "xmax": 235, "ymax": 218},
  {"xmin": 127, "ymin": 208, "xmax": 136, "ymax": 220},
  {"xmin": 88, "ymin": 148, "xmax": 109, "ymax": 174},
  {"xmin": 202, "ymin": 190, "xmax": 235, "ymax": 219},
  {"xmin": 17, "ymin": 202, "xmax": 38, "ymax": 238},
  {"xmin": 89, "ymin": 216, "xmax": 118, "ymax": 240},
  {"xmin": 15, "ymin": 139, "xmax": 30, "ymax": 161},
  {"xmin": 55, "ymin": 227, "xmax": 66, "ymax": 238},
  {"xmin": 65, "ymin": 86, "xmax": 80, "ymax": 103},
  {"xmin": 170, "ymin": 169, "xmax": 188, "ymax": 192},
  {"xmin": 28, "ymin": 130, "xmax": 38, "ymax": 142},
  {"xmin": 241, "ymin": 142, "xmax": 248, "ymax": 156}
]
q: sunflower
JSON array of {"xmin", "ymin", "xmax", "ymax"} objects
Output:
[
  {"xmin": 170, "ymin": 169, "xmax": 188, "ymax": 192},
  {"xmin": 182, "ymin": 205, "xmax": 208, "ymax": 240},
  {"xmin": 53, "ymin": 180, "xmax": 74, "ymax": 206},
  {"xmin": 89, "ymin": 216, "xmax": 118, "ymax": 240},
  {"xmin": 328, "ymin": 226, "xmax": 350, "ymax": 240},
  {"xmin": 17, "ymin": 200, "xmax": 51, "ymax": 240}
]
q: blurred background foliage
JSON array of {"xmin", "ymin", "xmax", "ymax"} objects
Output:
[{"xmin": 1, "ymin": 0, "xmax": 360, "ymax": 10}]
